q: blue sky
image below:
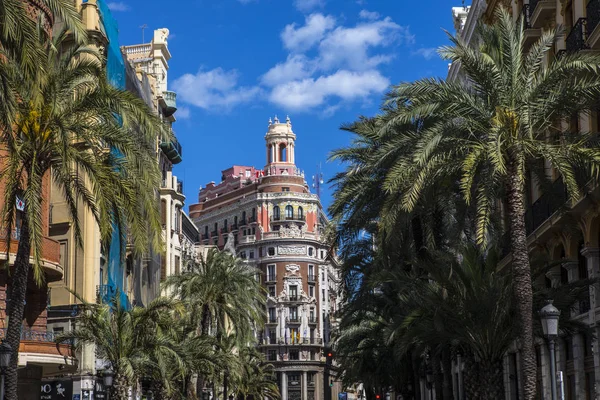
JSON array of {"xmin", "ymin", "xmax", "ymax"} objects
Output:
[{"xmin": 108, "ymin": 0, "xmax": 460, "ymax": 213}]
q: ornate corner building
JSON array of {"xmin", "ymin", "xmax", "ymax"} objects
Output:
[{"xmin": 190, "ymin": 116, "xmax": 341, "ymax": 400}]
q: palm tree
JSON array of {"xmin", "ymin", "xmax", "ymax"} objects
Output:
[
  {"xmin": 337, "ymin": 8, "xmax": 600, "ymax": 397},
  {"xmin": 232, "ymin": 346, "xmax": 280, "ymax": 400},
  {"xmin": 163, "ymin": 249, "xmax": 266, "ymax": 395},
  {"xmin": 57, "ymin": 295, "xmax": 186, "ymax": 400},
  {"xmin": 0, "ymin": 0, "xmax": 85, "ymax": 130},
  {"xmin": 0, "ymin": 30, "xmax": 166, "ymax": 398}
]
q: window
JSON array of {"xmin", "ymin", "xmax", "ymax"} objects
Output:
[
  {"xmin": 53, "ymin": 327, "xmax": 64, "ymax": 335},
  {"xmin": 242, "ymin": 211, "xmax": 247, "ymax": 222},
  {"xmin": 289, "ymin": 350, "xmax": 299, "ymax": 360},
  {"xmin": 309, "ymin": 265, "xmax": 314, "ymax": 280},
  {"xmin": 240, "ymin": 251, "xmax": 247, "ymax": 259},
  {"xmin": 289, "ymin": 307, "xmax": 298, "ymax": 321},
  {"xmin": 298, "ymin": 206, "xmax": 304, "ymax": 220},
  {"xmin": 282, "ymin": 187, "xmax": 290, "ymax": 192},
  {"xmin": 259, "ymin": 247, "xmax": 264, "ymax": 257},
  {"xmin": 269, "ymin": 330, "xmax": 276, "ymax": 344},
  {"xmin": 309, "ymin": 286, "xmax": 314, "ymax": 297},
  {"xmin": 310, "ymin": 308, "xmax": 315, "ymax": 322},
  {"xmin": 285, "ymin": 205, "xmax": 294, "ymax": 219},
  {"xmin": 234, "ymin": 216, "xmax": 238, "ymax": 227},
  {"xmin": 308, "ymin": 247, "xmax": 314, "ymax": 256},
  {"xmin": 290, "ymin": 327, "xmax": 299, "ymax": 343},
  {"xmin": 321, "ymin": 250, "xmax": 325, "ymax": 259},
  {"xmin": 251, "ymin": 208, "xmax": 256, "ymax": 220},
  {"xmin": 245, "ymin": 170, "xmax": 251, "ymax": 177},
  {"xmin": 322, "ymin": 272, "xmax": 325, "ymax": 281},
  {"xmin": 267, "ymin": 265, "xmax": 276, "ymax": 281},
  {"xmin": 204, "ymin": 226, "xmax": 208, "ymax": 237},
  {"xmin": 174, "ymin": 207, "xmax": 181, "ymax": 231},
  {"xmin": 268, "ymin": 308, "xmax": 277, "ymax": 322},
  {"xmin": 289, "ymin": 285, "xmax": 298, "ymax": 300},
  {"xmin": 308, "ymin": 372, "xmax": 315, "ymax": 384},
  {"xmin": 268, "ymin": 247, "xmax": 275, "ymax": 256},
  {"xmin": 289, "ymin": 374, "xmax": 300, "ymax": 384},
  {"xmin": 175, "ymin": 256, "xmax": 180, "ymax": 275},
  {"xmin": 249, "ymin": 250, "xmax": 255, "ymax": 259},
  {"xmin": 160, "ymin": 201, "xmax": 166, "ymax": 226},
  {"xmin": 223, "ymin": 219, "xmax": 228, "ymax": 230},
  {"xmin": 273, "ymin": 206, "xmax": 280, "ymax": 220},
  {"xmin": 214, "ymin": 222, "xmax": 218, "ymax": 234},
  {"xmin": 252, "ymin": 227, "xmax": 256, "ymax": 235},
  {"xmin": 268, "ymin": 286, "xmax": 276, "ymax": 297},
  {"xmin": 267, "ymin": 350, "xmax": 277, "ymax": 361},
  {"xmin": 322, "ymin": 289, "xmax": 325, "ymax": 298}
]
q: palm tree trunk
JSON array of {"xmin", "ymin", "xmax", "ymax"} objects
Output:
[
  {"xmin": 196, "ymin": 305, "xmax": 211, "ymax": 396},
  {"xmin": 4, "ymin": 216, "xmax": 31, "ymax": 400},
  {"xmin": 112, "ymin": 373, "xmax": 130, "ymax": 400},
  {"xmin": 462, "ymin": 356, "xmax": 504, "ymax": 400},
  {"xmin": 507, "ymin": 160, "xmax": 536, "ymax": 400}
]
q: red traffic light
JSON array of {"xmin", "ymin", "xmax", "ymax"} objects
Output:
[
  {"xmin": 327, "ymin": 352, "xmax": 333, "ymax": 357},
  {"xmin": 375, "ymin": 395, "xmax": 381, "ymax": 399}
]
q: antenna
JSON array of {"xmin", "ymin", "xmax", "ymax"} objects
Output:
[
  {"xmin": 312, "ymin": 163, "xmax": 324, "ymax": 198},
  {"xmin": 140, "ymin": 24, "xmax": 148, "ymax": 43}
]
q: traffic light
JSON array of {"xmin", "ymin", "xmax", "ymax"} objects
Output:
[
  {"xmin": 325, "ymin": 347, "xmax": 333, "ymax": 366},
  {"xmin": 375, "ymin": 395, "xmax": 381, "ymax": 400},
  {"xmin": 329, "ymin": 380, "xmax": 334, "ymax": 387}
]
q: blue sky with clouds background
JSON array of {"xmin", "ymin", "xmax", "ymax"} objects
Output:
[{"xmin": 108, "ymin": 0, "xmax": 460, "ymax": 213}]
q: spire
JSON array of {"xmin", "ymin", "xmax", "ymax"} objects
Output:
[
  {"xmin": 274, "ymin": 115, "xmax": 279, "ymax": 124},
  {"xmin": 268, "ymin": 117, "xmax": 273, "ymax": 126},
  {"xmin": 286, "ymin": 115, "xmax": 291, "ymax": 127}
]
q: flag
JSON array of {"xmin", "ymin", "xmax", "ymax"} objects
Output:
[{"xmin": 16, "ymin": 196, "xmax": 24, "ymax": 211}]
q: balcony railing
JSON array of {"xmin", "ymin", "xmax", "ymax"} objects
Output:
[
  {"xmin": 288, "ymin": 316, "xmax": 300, "ymax": 323},
  {"xmin": 566, "ymin": 18, "xmax": 588, "ymax": 52},
  {"xmin": 160, "ymin": 138, "xmax": 183, "ymax": 164},
  {"xmin": 308, "ymin": 274, "xmax": 316, "ymax": 283},
  {"xmin": 240, "ymin": 219, "xmax": 247, "ymax": 226},
  {"xmin": 288, "ymin": 295, "xmax": 298, "ymax": 302},
  {"xmin": 266, "ymin": 275, "xmax": 276, "ymax": 282},
  {"xmin": 211, "ymin": 230, "xmax": 218, "ymax": 237},
  {"xmin": 176, "ymin": 179, "xmax": 183, "ymax": 194},
  {"xmin": 231, "ymin": 223, "xmax": 238, "ymax": 230},
  {"xmin": 0, "ymin": 328, "xmax": 70, "ymax": 343},
  {"xmin": 249, "ymin": 216, "xmax": 257, "ymax": 223},
  {"xmin": 0, "ymin": 227, "xmax": 20, "ymax": 240},
  {"xmin": 221, "ymin": 227, "xmax": 228, "ymax": 234},
  {"xmin": 162, "ymin": 91, "xmax": 177, "ymax": 117},
  {"xmin": 308, "ymin": 316, "xmax": 318, "ymax": 324},
  {"xmin": 267, "ymin": 317, "xmax": 277, "ymax": 324}
]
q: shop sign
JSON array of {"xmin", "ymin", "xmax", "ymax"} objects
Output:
[{"xmin": 40, "ymin": 380, "xmax": 73, "ymax": 400}]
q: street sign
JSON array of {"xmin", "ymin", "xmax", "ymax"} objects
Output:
[{"xmin": 40, "ymin": 380, "xmax": 73, "ymax": 400}]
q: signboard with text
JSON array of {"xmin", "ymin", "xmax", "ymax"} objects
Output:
[{"xmin": 40, "ymin": 380, "xmax": 73, "ymax": 400}]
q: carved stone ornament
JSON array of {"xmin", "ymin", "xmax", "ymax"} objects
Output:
[
  {"xmin": 280, "ymin": 224, "xmax": 302, "ymax": 238},
  {"xmin": 224, "ymin": 232, "xmax": 235, "ymax": 254},
  {"xmin": 278, "ymin": 245, "xmax": 306, "ymax": 255},
  {"xmin": 285, "ymin": 264, "xmax": 300, "ymax": 274}
]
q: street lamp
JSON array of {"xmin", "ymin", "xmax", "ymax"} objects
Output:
[
  {"xmin": 425, "ymin": 369, "xmax": 433, "ymax": 400},
  {"xmin": 540, "ymin": 300, "xmax": 560, "ymax": 400},
  {"xmin": 0, "ymin": 341, "xmax": 12, "ymax": 400},
  {"xmin": 103, "ymin": 370, "xmax": 114, "ymax": 400}
]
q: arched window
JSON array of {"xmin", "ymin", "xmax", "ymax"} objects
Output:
[
  {"xmin": 242, "ymin": 211, "xmax": 247, "ymax": 223},
  {"xmin": 280, "ymin": 143, "xmax": 287, "ymax": 162},
  {"xmin": 273, "ymin": 206, "xmax": 280, "ymax": 220},
  {"xmin": 285, "ymin": 205, "xmax": 294, "ymax": 219},
  {"xmin": 298, "ymin": 206, "xmax": 304, "ymax": 220}
]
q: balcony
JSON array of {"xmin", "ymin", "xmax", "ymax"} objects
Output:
[
  {"xmin": 589, "ymin": 0, "xmax": 600, "ymax": 49},
  {"xmin": 231, "ymin": 223, "xmax": 238, "ymax": 231},
  {"xmin": 308, "ymin": 274, "xmax": 316, "ymax": 283},
  {"xmin": 240, "ymin": 235, "xmax": 256, "ymax": 244},
  {"xmin": 271, "ymin": 215, "xmax": 306, "ymax": 223},
  {"xmin": 521, "ymin": 5, "xmax": 541, "ymax": 47},
  {"xmin": 266, "ymin": 275, "xmax": 276, "ymax": 283},
  {"xmin": 248, "ymin": 216, "xmax": 257, "ymax": 223},
  {"xmin": 566, "ymin": 18, "xmax": 588, "ymax": 53},
  {"xmin": 288, "ymin": 316, "xmax": 300, "ymax": 323},
  {"xmin": 160, "ymin": 138, "xmax": 182, "ymax": 164},
  {"xmin": 240, "ymin": 218, "xmax": 247, "ymax": 226},
  {"xmin": 288, "ymin": 295, "xmax": 299, "ymax": 302},
  {"xmin": 308, "ymin": 316, "xmax": 318, "ymax": 324},
  {"xmin": 176, "ymin": 179, "xmax": 183, "ymax": 194},
  {"xmin": 211, "ymin": 230, "xmax": 219, "ymax": 237},
  {"xmin": 162, "ymin": 91, "xmax": 177, "ymax": 117},
  {"xmin": 529, "ymin": 0, "xmax": 555, "ymax": 28},
  {"xmin": 221, "ymin": 227, "xmax": 229, "ymax": 234},
  {"xmin": 267, "ymin": 317, "xmax": 278, "ymax": 324}
]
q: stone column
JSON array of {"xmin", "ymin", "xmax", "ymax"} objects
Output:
[
  {"xmin": 282, "ymin": 372, "xmax": 288, "ymax": 400},
  {"xmin": 303, "ymin": 371, "xmax": 308, "ymax": 400},
  {"xmin": 582, "ymin": 247, "xmax": 600, "ymax": 399}
]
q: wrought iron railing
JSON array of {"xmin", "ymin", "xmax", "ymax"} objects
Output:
[
  {"xmin": 0, "ymin": 327, "xmax": 70, "ymax": 343},
  {"xmin": 588, "ymin": 0, "xmax": 600, "ymax": 37},
  {"xmin": 308, "ymin": 316, "xmax": 318, "ymax": 323},
  {"xmin": 308, "ymin": 274, "xmax": 316, "ymax": 283},
  {"xmin": 566, "ymin": 18, "xmax": 588, "ymax": 52},
  {"xmin": 580, "ymin": 297, "xmax": 591, "ymax": 314}
]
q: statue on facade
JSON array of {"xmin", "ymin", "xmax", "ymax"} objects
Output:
[{"xmin": 224, "ymin": 232, "xmax": 235, "ymax": 254}]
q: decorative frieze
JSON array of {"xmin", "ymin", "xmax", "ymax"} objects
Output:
[{"xmin": 278, "ymin": 245, "xmax": 306, "ymax": 255}]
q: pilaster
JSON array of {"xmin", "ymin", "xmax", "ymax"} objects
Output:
[{"xmin": 303, "ymin": 371, "xmax": 308, "ymax": 400}]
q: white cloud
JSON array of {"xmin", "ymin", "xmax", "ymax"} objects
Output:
[
  {"xmin": 237, "ymin": 0, "xmax": 256, "ymax": 3},
  {"xmin": 107, "ymin": 2, "xmax": 129, "ymax": 11},
  {"xmin": 294, "ymin": 0, "xmax": 325, "ymax": 12},
  {"xmin": 281, "ymin": 13, "xmax": 335, "ymax": 52},
  {"xmin": 413, "ymin": 47, "xmax": 438, "ymax": 60},
  {"xmin": 359, "ymin": 10, "xmax": 379, "ymax": 20},
  {"xmin": 318, "ymin": 17, "xmax": 412, "ymax": 70},
  {"xmin": 261, "ymin": 55, "xmax": 314, "ymax": 86},
  {"xmin": 176, "ymin": 106, "xmax": 191, "ymax": 119},
  {"xmin": 268, "ymin": 70, "xmax": 389, "ymax": 110},
  {"xmin": 172, "ymin": 68, "xmax": 261, "ymax": 111}
]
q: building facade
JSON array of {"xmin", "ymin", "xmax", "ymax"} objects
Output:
[
  {"xmin": 189, "ymin": 116, "xmax": 340, "ymax": 400},
  {"xmin": 47, "ymin": 3, "xmax": 188, "ymax": 398},
  {"xmin": 446, "ymin": 1, "xmax": 600, "ymax": 400}
]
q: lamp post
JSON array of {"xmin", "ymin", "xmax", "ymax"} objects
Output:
[
  {"xmin": 425, "ymin": 369, "xmax": 433, "ymax": 400},
  {"xmin": 0, "ymin": 341, "xmax": 12, "ymax": 400},
  {"xmin": 103, "ymin": 371, "xmax": 114, "ymax": 400},
  {"xmin": 540, "ymin": 300, "xmax": 560, "ymax": 400}
]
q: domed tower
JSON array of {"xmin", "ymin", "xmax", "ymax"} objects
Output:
[{"xmin": 265, "ymin": 115, "xmax": 297, "ymax": 174}]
